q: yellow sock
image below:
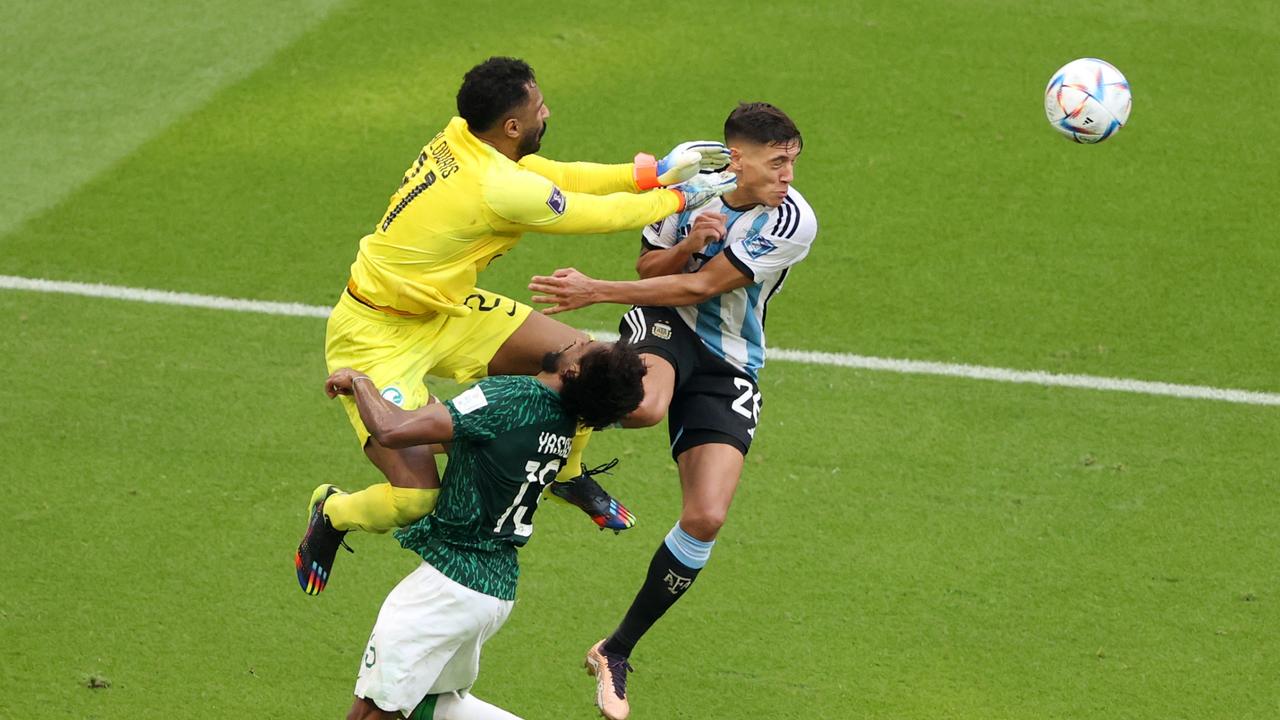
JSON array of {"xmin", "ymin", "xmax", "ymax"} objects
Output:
[
  {"xmin": 389, "ymin": 485, "xmax": 439, "ymax": 526},
  {"xmin": 555, "ymin": 423, "xmax": 593, "ymax": 482},
  {"xmin": 325, "ymin": 484, "xmax": 439, "ymax": 533},
  {"xmin": 551, "ymin": 329, "xmax": 597, "ymax": 488},
  {"xmin": 543, "ymin": 424, "xmax": 593, "ymax": 506}
]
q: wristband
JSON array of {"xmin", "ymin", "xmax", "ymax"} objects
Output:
[
  {"xmin": 633, "ymin": 152, "xmax": 659, "ymax": 190},
  {"xmin": 667, "ymin": 187, "xmax": 686, "ymax": 212}
]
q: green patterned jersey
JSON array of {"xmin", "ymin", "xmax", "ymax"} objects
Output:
[{"xmin": 395, "ymin": 375, "xmax": 576, "ymax": 600}]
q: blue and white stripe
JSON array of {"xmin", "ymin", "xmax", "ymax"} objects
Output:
[{"xmin": 640, "ymin": 187, "xmax": 817, "ymax": 378}]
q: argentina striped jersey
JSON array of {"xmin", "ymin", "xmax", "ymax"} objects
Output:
[{"xmin": 640, "ymin": 187, "xmax": 817, "ymax": 377}]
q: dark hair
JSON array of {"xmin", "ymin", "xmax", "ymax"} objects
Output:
[
  {"xmin": 456, "ymin": 57, "xmax": 536, "ymax": 132},
  {"xmin": 559, "ymin": 344, "xmax": 647, "ymax": 430},
  {"xmin": 724, "ymin": 102, "xmax": 802, "ymax": 149}
]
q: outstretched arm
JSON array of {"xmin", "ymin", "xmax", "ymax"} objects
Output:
[
  {"xmin": 529, "ymin": 253, "xmax": 753, "ymax": 314},
  {"xmin": 325, "ymin": 369, "xmax": 455, "ymax": 448},
  {"xmin": 516, "ymin": 155, "xmax": 638, "ymax": 195},
  {"xmin": 486, "ymin": 170, "xmax": 736, "ymax": 236},
  {"xmin": 518, "ymin": 142, "xmax": 730, "ymax": 195}
]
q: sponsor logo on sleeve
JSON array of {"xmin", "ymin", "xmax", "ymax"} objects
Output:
[
  {"xmin": 546, "ymin": 186, "xmax": 566, "ymax": 215},
  {"xmin": 452, "ymin": 386, "xmax": 488, "ymax": 415}
]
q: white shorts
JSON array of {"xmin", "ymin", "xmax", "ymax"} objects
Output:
[{"xmin": 354, "ymin": 561, "xmax": 515, "ymax": 716}]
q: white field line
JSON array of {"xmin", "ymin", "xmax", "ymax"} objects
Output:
[
  {"xmin": 0, "ymin": 275, "xmax": 330, "ymax": 318},
  {"xmin": 3, "ymin": 274, "xmax": 1278, "ymax": 407}
]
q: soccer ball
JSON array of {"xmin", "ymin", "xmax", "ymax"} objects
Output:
[{"xmin": 1044, "ymin": 58, "xmax": 1132, "ymax": 144}]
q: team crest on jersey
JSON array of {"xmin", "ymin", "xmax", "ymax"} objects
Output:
[
  {"xmin": 742, "ymin": 233, "xmax": 778, "ymax": 260},
  {"xmin": 651, "ymin": 321, "xmax": 672, "ymax": 340},
  {"xmin": 546, "ymin": 186, "xmax": 566, "ymax": 215},
  {"xmin": 381, "ymin": 386, "xmax": 405, "ymax": 406}
]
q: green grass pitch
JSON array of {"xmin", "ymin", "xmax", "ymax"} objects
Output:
[{"xmin": 2, "ymin": 1, "xmax": 1277, "ymax": 718}]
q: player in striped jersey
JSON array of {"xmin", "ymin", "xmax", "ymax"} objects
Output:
[{"xmin": 529, "ymin": 102, "xmax": 815, "ymax": 719}]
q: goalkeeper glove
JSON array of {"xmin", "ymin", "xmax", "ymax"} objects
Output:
[
  {"xmin": 634, "ymin": 141, "xmax": 731, "ymax": 189},
  {"xmin": 671, "ymin": 171, "xmax": 737, "ymax": 211}
]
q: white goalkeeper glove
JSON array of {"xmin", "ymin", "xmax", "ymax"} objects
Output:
[
  {"xmin": 671, "ymin": 171, "xmax": 737, "ymax": 211},
  {"xmin": 634, "ymin": 141, "xmax": 731, "ymax": 189}
]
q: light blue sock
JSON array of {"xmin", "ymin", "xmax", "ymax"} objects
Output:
[{"xmin": 663, "ymin": 523, "xmax": 716, "ymax": 570}]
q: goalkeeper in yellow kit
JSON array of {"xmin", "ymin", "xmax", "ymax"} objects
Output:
[{"xmin": 295, "ymin": 57, "xmax": 736, "ymax": 595}]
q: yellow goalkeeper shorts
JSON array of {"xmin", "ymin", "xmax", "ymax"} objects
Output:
[{"xmin": 324, "ymin": 286, "xmax": 532, "ymax": 446}]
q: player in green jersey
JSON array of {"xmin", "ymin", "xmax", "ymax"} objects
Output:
[{"xmin": 322, "ymin": 339, "xmax": 646, "ymax": 720}]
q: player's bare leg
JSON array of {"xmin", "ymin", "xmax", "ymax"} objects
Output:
[
  {"xmin": 326, "ymin": 440, "xmax": 443, "ymax": 530},
  {"xmin": 675, "ymin": 442, "xmax": 744, "ymax": 541},
  {"xmin": 590, "ymin": 441, "xmax": 743, "ymax": 718},
  {"xmin": 347, "ymin": 696, "xmax": 398, "ymax": 720},
  {"xmin": 365, "ymin": 437, "xmax": 444, "ymax": 488},
  {"xmin": 487, "ymin": 309, "xmax": 588, "ymax": 375},
  {"xmin": 318, "ymin": 414, "xmax": 444, "ymax": 532}
]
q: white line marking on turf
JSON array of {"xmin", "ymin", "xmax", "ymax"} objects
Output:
[
  {"xmin": 4, "ymin": 274, "xmax": 1278, "ymax": 407},
  {"xmin": 0, "ymin": 275, "xmax": 329, "ymax": 318},
  {"xmin": 766, "ymin": 349, "xmax": 1280, "ymax": 406}
]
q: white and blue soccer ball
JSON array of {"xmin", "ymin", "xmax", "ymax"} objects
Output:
[{"xmin": 1044, "ymin": 58, "xmax": 1132, "ymax": 144}]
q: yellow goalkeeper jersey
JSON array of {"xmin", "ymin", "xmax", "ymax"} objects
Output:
[{"xmin": 347, "ymin": 116, "xmax": 683, "ymax": 317}]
